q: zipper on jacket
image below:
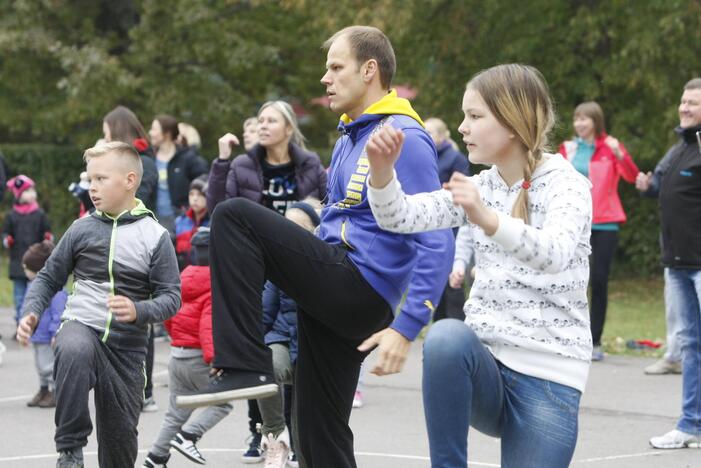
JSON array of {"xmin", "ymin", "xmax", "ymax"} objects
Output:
[
  {"xmin": 102, "ymin": 213, "xmax": 123, "ymax": 343},
  {"xmin": 340, "ymin": 218, "xmax": 354, "ymax": 250}
]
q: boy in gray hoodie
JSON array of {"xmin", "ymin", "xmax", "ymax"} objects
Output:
[{"xmin": 17, "ymin": 141, "xmax": 181, "ymax": 468}]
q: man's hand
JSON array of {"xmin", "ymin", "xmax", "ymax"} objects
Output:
[
  {"xmin": 367, "ymin": 125, "xmax": 405, "ymax": 189},
  {"xmin": 17, "ymin": 313, "xmax": 39, "ymax": 346},
  {"xmin": 443, "ymin": 172, "xmax": 499, "ymax": 235},
  {"xmin": 108, "ymin": 295, "xmax": 137, "ymax": 323},
  {"xmin": 357, "ymin": 327, "xmax": 411, "ymax": 376},
  {"xmin": 218, "ymin": 133, "xmax": 240, "ymax": 160},
  {"xmin": 635, "ymin": 171, "xmax": 652, "ymax": 192}
]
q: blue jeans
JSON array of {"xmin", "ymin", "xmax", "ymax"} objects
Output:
[
  {"xmin": 12, "ymin": 278, "xmax": 28, "ymax": 325},
  {"xmin": 666, "ymin": 268, "xmax": 701, "ymax": 434},
  {"xmin": 423, "ymin": 319, "xmax": 581, "ymax": 468},
  {"xmin": 664, "ymin": 268, "xmax": 684, "ymax": 362}
]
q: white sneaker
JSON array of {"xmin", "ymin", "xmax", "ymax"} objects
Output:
[
  {"xmin": 262, "ymin": 427, "xmax": 291, "ymax": 468},
  {"xmin": 644, "ymin": 359, "xmax": 682, "ymax": 375},
  {"xmin": 142, "ymin": 396, "xmax": 159, "ymax": 413},
  {"xmin": 0, "ymin": 340, "xmax": 6, "ymax": 366},
  {"xmin": 170, "ymin": 432, "xmax": 206, "ymax": 464},
  {"xmin": 650, "ymin": 429, "xmax": 701, "ymax": 449}
]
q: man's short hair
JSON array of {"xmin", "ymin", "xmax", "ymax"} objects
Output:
[
  {"xmin": 84, "ymin": 141, "xmax": 143, "ymax": 184},
  {"xmin": 324, "ymin": 26, "xmax": 396, "ymax": 90},
  {"xmin": 684, "ymin": 78, "xmax": 701, "ymax": 90}
]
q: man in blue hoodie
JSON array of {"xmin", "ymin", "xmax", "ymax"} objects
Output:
[{"xmin": 179, "ymin": 26, "xmax": 454, "ymax": 467}]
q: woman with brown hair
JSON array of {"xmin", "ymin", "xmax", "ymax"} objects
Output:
[
  {"xmin": 559, "ymin": 101, "xmax": 639, "ymax": 361},
  {"xmin": 149, "ymin": 114, "xmax": 208, "ymax": 234},
  {"xmin": 102, "ymin": 106, "xmax": 159, "ymax": 211}
]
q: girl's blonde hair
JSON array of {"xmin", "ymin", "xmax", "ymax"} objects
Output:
[
  {"xmin": 258, "ymin": 101, "xmax": 307, "ymax": 149},
  {"xmin": 467, "ymin": 64, "xmax": 555, "ymax": 224}
]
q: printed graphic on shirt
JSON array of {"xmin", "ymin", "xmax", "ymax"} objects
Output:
[{"xmin": 261, "ymin": 160, "xmax": 297, "ymax": 215}]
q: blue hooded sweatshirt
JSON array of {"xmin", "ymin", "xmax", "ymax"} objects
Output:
[{"xmin": 318, "ymin": 90, "xmax": 454, "ymax": 340}]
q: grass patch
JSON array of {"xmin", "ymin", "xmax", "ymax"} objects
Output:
[{"xmin": 603, "ymin": 275, "xmax": 666, "ymax": 357}]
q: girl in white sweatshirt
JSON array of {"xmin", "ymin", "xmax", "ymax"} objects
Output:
[{"xmin": 365, "ymin": 64, "xmax": 592, "ymax": 468}]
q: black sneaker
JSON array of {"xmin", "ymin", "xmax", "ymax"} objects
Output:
[
  {"xmin": 176, "ymin": 369, "xmax": 277, "ymax": 408},
  {"xmin": 241, "ymin": 431, "xmax": 264, "ymax": 463},
  {"xmin": 142, "ymin": 452, "xmax": 169, "ymax": 468},
  {"xmin": 56, "ymin": 449, "xmax": 84, "ymax": 468}
]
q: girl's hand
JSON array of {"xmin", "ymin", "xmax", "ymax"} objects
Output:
[
  {"xmin": 367, "ymin": 125, "xmax": 405, "ymax": 189},
  {"xmin": 443, "ymin": 173, "xmax": 499, "ymax": 235},
  {"xmin": 449, "ymin": 266, "xmax": 465, "ymax": 289}
]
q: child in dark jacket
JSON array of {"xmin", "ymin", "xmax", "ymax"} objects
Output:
[
  {"xmin": 142, "ymin": 227, "xmax": 233, "ymax": 468},
  {"xmin": 2, "ymin": 175, "xmax": 52, "ymax": 329},
  {"xmin": 23, "ymin": 241, "xmax": 67, "ymax": 408},
  {"xmin": 174, "ymin": 176, "xmax": 210, "ymax": 270}
]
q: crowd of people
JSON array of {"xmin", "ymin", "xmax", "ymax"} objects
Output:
[{"xmin": 0, "ymin": 24, "xmax": 699, "ymax": 468}]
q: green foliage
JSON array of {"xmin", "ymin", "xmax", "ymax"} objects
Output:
[{"xmin": 1, "ymin": 0, "xmax": 700, "ymax": 274}]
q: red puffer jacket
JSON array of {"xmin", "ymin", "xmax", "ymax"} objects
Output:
[{"xmin": 164, "ymin": 265, "xmax": 214, "ymax": 363}]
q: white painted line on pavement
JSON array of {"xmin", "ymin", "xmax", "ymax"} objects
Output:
[
  {"xmin": 574, "ymin": 449, "xmax": 679, "ymax": 463},
  {"xmin": 0, "ymin": 394, "xmax": 33, "ymax": 403}
]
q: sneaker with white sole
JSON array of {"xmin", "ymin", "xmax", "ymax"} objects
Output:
[
  {"xmin": 649, "ymin": 429, "xmax": 701, "ymax": 449},
  {"xmin": 142, "ymin": 396, "xmax": 159, "ymax": 413},
  {"xmin": 170, "ymin": 432, "xmax": 206, "ymax": 464},
  {"xmin": 644, "ymin": 358, "xmax": 682, "ymax": 375},
  {"xmin": 262, "ymin": 427, "xmax": 291, "ymax": 468},
  {"xmin": 176, "ymin": 369, "xmax": 277, "ymax": 409},
  {"xmin": 142, "ymin": 453, "xmax": 169, "ymax": 468},
  {"xmin": 56, "ymin": 449, "xmax": 84, "ymax": 468},
  {"xmin": 287, "ymin": 451, "xmax": 299, "ymax": 467}
]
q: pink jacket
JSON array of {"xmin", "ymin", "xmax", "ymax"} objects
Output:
[{"xmin": 559, "ymin": 133, "xmax": 639, "ymax": 224}]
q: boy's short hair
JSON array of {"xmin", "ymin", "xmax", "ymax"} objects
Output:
[
  {"xmin": 22, "ymin": 240, "xmax": 55, "ymax": 273},
  {"xmin": 84, "ymin": 141, "xmax": 144, "ymax": 184}
]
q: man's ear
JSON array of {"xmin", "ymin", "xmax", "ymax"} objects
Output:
[{"xmin": 362, "ymin": 59, "xmax": 378, "ymax": 84}]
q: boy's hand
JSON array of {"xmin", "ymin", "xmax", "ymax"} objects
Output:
[
  {"xmin": 108, "ymin": 295, "xmax": 137, "ymax": 322},
  {"xmin": 357, "ymin": 327, "xmax": 411, "ymax": 376},
  {"xmin": 17, "ymin": 313, "xmax": 39, "ymax": 346},
  {"xmin": 367, "ymin": 125, "xmax": 405, "ymax": 189}
]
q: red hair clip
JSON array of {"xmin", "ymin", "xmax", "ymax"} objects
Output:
[{"xmin": 521, "ymin": 180, "xmax": 531, "ymax": 190}]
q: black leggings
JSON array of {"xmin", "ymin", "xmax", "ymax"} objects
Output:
[{"xmin": 589, "ymin": 230, "xmax": 618, "ymax": 346}]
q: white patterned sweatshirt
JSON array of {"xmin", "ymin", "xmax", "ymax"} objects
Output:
[{"xmin": 368, "ymin": 153, "xmax": 593, "ymax": 392}]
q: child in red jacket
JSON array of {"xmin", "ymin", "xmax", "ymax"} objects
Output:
[{"xmin": 142, "ymin": 227, "xmax": 231, "ymax": 468}]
